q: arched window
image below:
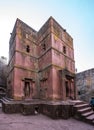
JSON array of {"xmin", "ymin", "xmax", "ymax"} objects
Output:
[{"xmin": 26, "ymin": 45, "xmax": 30, "ymax": 53}]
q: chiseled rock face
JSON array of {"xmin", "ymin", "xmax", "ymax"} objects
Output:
[
  {"xmin": 76, "ymin": 68, "xmax": 94, "ymax": 102},
  {"xmin": 7, "ymin": 17, "xmax": 76, "ymax": 101},
  {"xmin": 0, "ymin": 57, "xmax": 7, "ymax": 88}
]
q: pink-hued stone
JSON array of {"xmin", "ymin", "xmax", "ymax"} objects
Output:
[{"xmin": 7, "ymin": 17, "xmax": 76, "ymax": 101}]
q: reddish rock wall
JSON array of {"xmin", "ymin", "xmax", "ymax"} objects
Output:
[{"xmin": 7, "ymin": 17, "xmax": 76, "ymax": 101}]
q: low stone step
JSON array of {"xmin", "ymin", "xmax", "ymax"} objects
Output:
[
  {"xmin": 74, "ymin": 104, "xmax": 89, "ymax": 109},
  {"xmin": 86, "ymin": 114, "xmax": 94, "ymax": 121},
  {"xmin": 2, "ymin": 98, "xmax": 10, "ymax": 102},
  {"xmin": 82, "ymin": 111, "xmax": 94, "ymax": 117},
  {"xmin": 70, "ymin": 100, "xmax": 84, "ymax": 105},
  {"xmin": 78, "ymin": 107, "xmax": 92, "ymax": 113}
]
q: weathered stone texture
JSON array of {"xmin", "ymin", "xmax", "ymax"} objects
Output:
[
  {"xmin": 1, "ymin": 99, "xmax": 73, "ymax": 119},
  {"xmin": 7, "ymin": 16, "xmax": 76, "ymax": 101},
  {"xmin": 76, "ymin": 68, "xmax": 94, "ymax": 102},
  {"xmin": 0, "ymin": 57, "xmax": 7, "ymax": 98}
]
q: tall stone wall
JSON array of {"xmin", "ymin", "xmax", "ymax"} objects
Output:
[
  {"xmin": 7, "ymin": 17, "xmax": 76, "ymax": 101},
  {"xmin": 76, "ymin": 68, "xmax": 94, "ymax": 102},
  {"xmin": 0, "ymin": 57, "xmax": 7, "ymax": 88}
]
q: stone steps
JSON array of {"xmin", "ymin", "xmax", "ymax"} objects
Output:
[
  {"xmin": 78, "ymin": 107, "xmax": 92, "ymax": 113},
  {"xmin": 1, "ymin": 97, "xmax": 11, "ymax": 102},
  {"xmin": 86, "ymin": 114, "xmax": 94, "ymax": 121},
  {"xmin": 72, "ymin": 100, "xmax": 94, "ymax": 125},
  {"xmin": 74, "ymin": 104, "xmax": 89, "ymax": 110},
  {"xmin": 82, "ymin": 111, "xmax": 94, "ymax": 117}
]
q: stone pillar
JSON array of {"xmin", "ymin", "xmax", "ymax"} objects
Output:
[{"xmin": 62, "ymin": 78, "xmax": 66, "ymax": 100}]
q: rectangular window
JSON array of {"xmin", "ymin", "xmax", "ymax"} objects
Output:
[
  {"xmin": 63, "ymin": 46, "xmax": 66, "ymax": 54},
  {"xmin": 26, "ymin": 45, "xmax": 30, "ymax": 53}
]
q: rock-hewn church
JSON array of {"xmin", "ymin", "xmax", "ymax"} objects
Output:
[
  {"xmin": 7, "ymin": 17, "xmax": 76, "ymax": 101},
  {"xmin": 1, "ymin": 17, "xmax": 94, "ymax": 124}
]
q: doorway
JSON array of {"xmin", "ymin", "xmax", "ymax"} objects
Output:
[
  {"xmin": 24, "ymin": 81, "xmax": 30, "ymax": 98},
  {"xmin": 65, "ymin": 81, "xmax": 69, "ymax": 97}
]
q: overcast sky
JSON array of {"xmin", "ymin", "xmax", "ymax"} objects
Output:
[{"xmin": 0, "ymin": 0, "xmax": 94, "ymax": 72}]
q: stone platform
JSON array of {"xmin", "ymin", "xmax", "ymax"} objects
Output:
[{"xmin": 1, "ymin": 98, "xmax": 74, "ymax": 119}]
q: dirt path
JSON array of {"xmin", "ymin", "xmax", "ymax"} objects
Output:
[{"xmin": 0, "ymin": 108, "xmax": 93, "ymax": 130}]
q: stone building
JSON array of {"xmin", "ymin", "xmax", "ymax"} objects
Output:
[
  {"xmin": 7, "ymin": 17, "xmax": 76, "ymax": 101},
  {"xmin": 76, "ymin": 68, "xmax": 94, "ymax": 102}
]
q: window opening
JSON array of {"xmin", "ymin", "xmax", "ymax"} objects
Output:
[
  {"xmin": 26, "ymin": 45, "xmax": 30, "ymax": 53},
  {"xmin": 78, "ymin": 91, "xmax": 81, "ymax": 95},
  {"xmin": 42, "ymin": 43, "xmax": 46, "ymax": 50},
  {"xmin": 63, "ymin": 46, "xmax": 66, "ymax": 54}
]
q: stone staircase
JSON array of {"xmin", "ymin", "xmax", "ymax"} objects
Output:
[{"xmin": 71, "ymin": 100, "xmax": 94, "ymax": 125}]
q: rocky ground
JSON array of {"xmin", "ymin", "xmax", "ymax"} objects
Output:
[{"xmin": 0, "ymin": 108, "xmax": 93, "ymax": 130}]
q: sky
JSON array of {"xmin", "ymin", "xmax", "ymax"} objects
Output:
[{"xmin": 0, "ymin": 0, "xmax": 94, "ymax": 72}]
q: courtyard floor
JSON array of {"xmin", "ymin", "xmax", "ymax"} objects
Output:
[{"xmin": 0, "ymin": 107, "xmax": 93, "ymax": 130}]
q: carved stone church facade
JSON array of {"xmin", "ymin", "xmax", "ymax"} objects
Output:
[{"xmin": 7, "ymin": 17, "xmax": 76, "ymax": 101}]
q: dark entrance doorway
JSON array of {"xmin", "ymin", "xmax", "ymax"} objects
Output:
[
  {"xmin": 65, "ymin": 81, "xmax": 69, "ymax": 97},
  {"xmin": 24, "ymin": 81, "xmax": 30, "ymax": 98},
  {"xmin": 59, "ymin": 69, "xmax": 75, "ymax": 100},
  {"xmin": 65, "ymin": 76, "xmax": 74, "ymax": 100}
]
